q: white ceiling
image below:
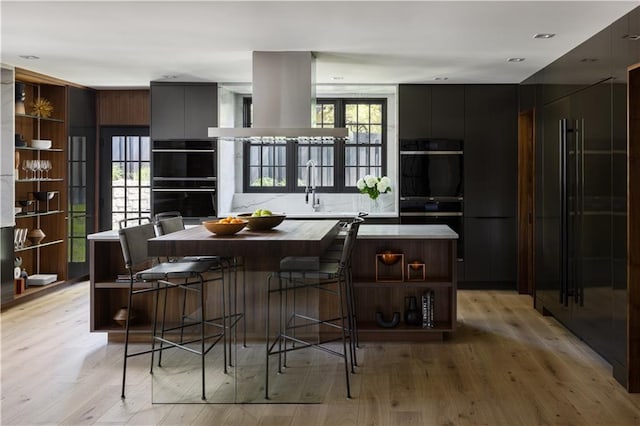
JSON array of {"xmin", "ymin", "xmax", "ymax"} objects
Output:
[{"xmin": 1, "ymin": 1, "xmax": 638, "ymax": 89}]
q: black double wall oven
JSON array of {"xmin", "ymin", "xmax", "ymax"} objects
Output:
[
  {"xmin": 399, "ymin": 139, "xmax": 464, "ymax": 259},
  {"xmin": 152, "ymin": 140, "xmax": 217, "ymax": 221}
]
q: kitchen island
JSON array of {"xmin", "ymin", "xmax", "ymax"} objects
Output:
[{"xmin": 88, "ymin": 222, "xmax": 457, "ymax": 341}]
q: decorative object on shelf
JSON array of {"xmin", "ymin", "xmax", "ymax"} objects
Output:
[
  {"xmin": 422, "ymin": 290, "xmax": 435, "ymax": 328},
  {"xmin": 407, "ymin": 260, "xmax": 426, "ymax": 281},
  {"xmin": 375, "ymin": 311, "xmax": 400, "ymax": 328},
  {"xmin": 379, "ymin": 250, "xmax": 401, "ymax": 265},
  {"xmin": 31, "ymin": 139, "xmax": 52, "ymax": 149},
  {"xmin": 31, "ymin": 96, "xmax": 53, "ymax": 118},
  {"xmin": 14, "ymin": 151, "xmax": 20, "ymax": 180},
  {"xmin": 16, "ymin": 199, "xmax": 33, "ymax": 214},
  {"xmin": 404, "ymin": 296, "xmax": 422, "ymax": 326},
  {"xmin": 14, "ymin": 228, "xmax": 27, "ymax": 249},
  {"xmin": 376, "ymin": 251, "xmax": 404, "ymax": 282},
  {"xmin": 113, "ymin": 307, "xmax": 136, "ymax": 327},
  {"xmin": 27, "ymin": 228, "xmax": 45, "ymax": 245},
  {"xmin": 26, "ymin": 274, "xmax": 57, "ymax": 286},
  {"xmin": 32, "ymin": 190, "xmax": 58, "ymax": 212},
  {"xmin": 15, "ymin": 82, "xmax": 25, "ymax": 115},
  {"xmin": 14, "ymin": 257, "xmax": 22, "ymax": 279},
  {"xmin": 14, "ymin": 133, "xmax": 26, "ymax": 147},
  {"xmin": 14, "ymin": 278, "xmax": 26, "ymax": 295}
]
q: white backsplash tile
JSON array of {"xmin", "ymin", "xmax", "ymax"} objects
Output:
[{"xmin": 228, "ymin": 192, "xmax": 397, "ymax": 218}]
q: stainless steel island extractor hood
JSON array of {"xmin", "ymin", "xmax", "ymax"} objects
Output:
[{"xmin": 208, "ymin": 51, "xmax": 348, "ymax": 139}]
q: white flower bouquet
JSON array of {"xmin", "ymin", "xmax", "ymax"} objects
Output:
[{"xmin": 356, "ymin": 175, "xmax": 392, "ymax": 200}]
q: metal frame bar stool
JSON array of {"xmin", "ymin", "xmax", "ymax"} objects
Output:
[
  {"xmin": 265, "ymin": 216, "xmax": 363, "ymax": 399},
  {"xmin": 154, "ymin": 212, "xmax": 247, "ymax": 364},
  {"xmin": 118, "ymin": 220, "xmax": 225, "ymax": 401}
]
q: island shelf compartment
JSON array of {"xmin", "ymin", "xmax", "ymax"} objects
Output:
[{"xmin": 349, "ymin": 232, "xmax": 457, "ymax": 341}]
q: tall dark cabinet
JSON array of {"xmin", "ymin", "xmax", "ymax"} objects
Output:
[
  {"xmin": 463, "ymin": 85, "xmax": 517, "ymax": 287},
  {"xmin": 527, "ymin": 4, "xmax": 640, "ymax": 391},
  {"xmin": 397, "ymin": 84, "xmax": 517, "ymax": 288},
  {"xmin": 150, "ymin": 82, "xmax": 218, "ymax": 221}
]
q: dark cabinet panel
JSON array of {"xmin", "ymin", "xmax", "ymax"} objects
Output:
[
  {"xmin": 431, "ymin": 85, "xmax": 464, "ymax": 139},
  {"xmin": 184, "ymin": 85, "xmax": 217, "ymax": 139},
  {"xmin": 464, "ymin": 85, "xmax": 517, "ymax": 217},
  {"xmin": 151, "ymin": 84, "xmax": 184, "ymax": 140},
  {"xmin": 463, "ymin": 217, "xmax": 516, "ymax": 285},
  {"xmin": 151, "ymin": 83, "xmax": 217, "ymax": 140},
  {"xmin": 398, "ymin": 85, "xmax": 431, "ymax": 139}
]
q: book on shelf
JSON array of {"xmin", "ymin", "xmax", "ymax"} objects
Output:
[{"xmin": 421, "ymin": 289, "xmax": 434, "ymax": 328}]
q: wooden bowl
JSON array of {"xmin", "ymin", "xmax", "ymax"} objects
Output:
[
  {"xmin": 409, "ymin": 260, "xmax": 423, "ymax": 270},
  {"xmin": 237, "ymin": 213, "xmax": 286, "ymax": 231},
  {"xmin": 202, "ymin": 219, "xmax": 247, "ymax": 236},
  {"xmin": 379, "ymin": 251, "xmax": 401, "ymax": 265}
]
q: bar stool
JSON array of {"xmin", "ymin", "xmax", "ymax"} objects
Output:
[
  {"xmin": 265, "ymin": 216, "xmax": 363, "ymax": 399},
  {"xmin": 154, "ymin": 212, "xmax": 246, "ymax": 360},
  {"xmin": 118, "ymin": 220, "xmax": 225, "ymax": 400}
]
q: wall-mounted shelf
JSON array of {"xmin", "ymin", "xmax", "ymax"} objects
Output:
[
  {"xmin": 16, "ymin": 178, "xmax": 64, "ymax": 183},
  {"xmin": 15, "ymin": 210, "xmax": 64, "ymax": 219},
  {"xmin": 14, "ymin": 239, "xmax": 64, "ymax": 253},
  {"xmin": 15, "ymin": 147, "xmax": 64, "ymax": 152},
  {"xmin": 16, "ymin": 113, "xmax": 64, "ymax": 123}
]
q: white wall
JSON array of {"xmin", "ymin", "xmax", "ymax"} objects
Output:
[{"xmin": 1, "ymin": 66, "xmax": 15, "ymax": 227}]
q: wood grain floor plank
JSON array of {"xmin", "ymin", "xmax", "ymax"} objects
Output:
[{"xmin": 2, "ymin": 283, "xmax": 640, "ymax": 425}]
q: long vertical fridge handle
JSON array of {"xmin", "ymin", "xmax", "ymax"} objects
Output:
[
  {"xmin": 559, "ymin": 118, "xmax": 568, "ymax": 306},
  {"xmin": 577, "ymin": 118, "xmax": 585, "ymax": 306}
]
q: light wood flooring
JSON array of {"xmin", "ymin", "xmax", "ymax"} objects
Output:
[{"xmin": 2, "ymin": 281, "xmax": 640, "ymax": 425}]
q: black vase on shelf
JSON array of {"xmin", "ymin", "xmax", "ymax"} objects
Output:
[
  {"xmin": 404, "ymin": 296, "xmax": 421, "ymax": 326},
  {"xmin": 15, "ymin": 82, "xmax": 25, "ymax": 115}
]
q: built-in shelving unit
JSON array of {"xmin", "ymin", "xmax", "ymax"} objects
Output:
[
  {"xmin": 12, "ymin": 70, "xmax": 67, "ymax": 300},
  {"xmin": 347, "ymin": 229, "xmax": 457, "ymax": 342}
]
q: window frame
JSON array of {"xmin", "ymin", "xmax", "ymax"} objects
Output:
[{"xmin": 242, "ymin": 97, "xmax": 387, "ymax": 193}]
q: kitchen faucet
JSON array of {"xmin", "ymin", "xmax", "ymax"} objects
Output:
[{"xmin": 305, "ymin": 159, "xmax": 320, "ymax": 211}]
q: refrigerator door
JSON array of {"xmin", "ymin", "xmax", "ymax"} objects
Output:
[{"xmin": 536, "ymin": 97, "xmax": 571, "ymax": 324}]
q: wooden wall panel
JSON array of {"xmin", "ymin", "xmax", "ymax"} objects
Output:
[{"xmin": 97, "ymin": 90, "xmax": 150, "ymax": 126}]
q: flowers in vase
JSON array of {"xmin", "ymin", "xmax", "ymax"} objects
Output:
[{"xmin": 357, "ymin": 175, "xmax": 392, "ymax": 200}]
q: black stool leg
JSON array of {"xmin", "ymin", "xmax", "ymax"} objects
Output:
[{"xmin": 121, "ymin": 278, "xmax": 135, "ymax": 399}]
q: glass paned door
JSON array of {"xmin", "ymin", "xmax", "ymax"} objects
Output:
[
  {"xmin": 67, "ymin": 135, "xmax": 91, "ymax": 278},
  {"xmin": 99, "ymin": 127, "xmax": 150, "ymax": 230}
]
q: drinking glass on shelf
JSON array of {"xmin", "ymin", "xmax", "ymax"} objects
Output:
[
  {"xmin": 21, "ymin": 160, "xmax": 29, "ymax": 180},
  {"xmin": 42, "ymin": 160, "xmax": 52, "ymax": 179}
]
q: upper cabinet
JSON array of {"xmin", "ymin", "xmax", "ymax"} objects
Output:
[
  {"xmin": 431, "ymin": 85, "xmax": 465, "ymax": 140},
  {"xmin": 398, "ymin": 85, "xmax": 431, "ymax": 139},
  {"xmin": 398, "ymin": 84, "xmax": 465, "ymax": 140},
  {"xmin": 463, "ymin": 85, "xmax": 517, "ymax": 218},
  {"xmin": 151, "ymin": 83, "xmax": 217, "ymax": 140}
]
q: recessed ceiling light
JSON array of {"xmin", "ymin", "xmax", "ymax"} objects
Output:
[
  {"xmin": 162, "ymin": 75, "xmax": 178, "ymax": 79},
  {"xmin": 19, "ymin": 55, "xmax": 39, "ymax": 60},
  {"xmin": 507, "ymin": 58, "xmax": 526, "ymax": 62},
  {"xmin": 534, "ymin": 33, "xmax": 555, "ymax": 39},
  {"xmin": 623, "ymin": 34, "xmax": 640, "ymax": 41},
  {"xmin": 433, "ymin": 77, "xmax": 448, "ymax": 81},
  {"xmin": 580, "ymin": 58, "xmax": 598, "ymax": 63},
  {"xmin": 330, "ymin": 76, "xmax": 344, "ymax": 81}
]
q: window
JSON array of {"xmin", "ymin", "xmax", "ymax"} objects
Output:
[{"xmin": 243, "ymin": 98, "xmax": 386, "ymax": 192}]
